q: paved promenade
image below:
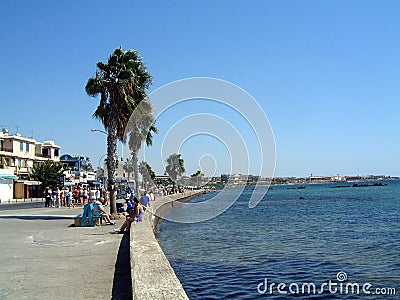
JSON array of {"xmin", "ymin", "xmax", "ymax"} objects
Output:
[
  {"xmin": 0, "ymin": 191, "xmax": 205, "ymax": 299},
  {"xmin": 0, "ymin": 197, "xmax": 44, "ymax": 205},
  {"xmin": 0, "ymin": 203, "xmax": 129, "ymax": 299}
]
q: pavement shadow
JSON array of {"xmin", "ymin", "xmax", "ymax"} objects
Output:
[{"xmin": 111, "ymin": 232, "xmax": 132, "ymax": 300}]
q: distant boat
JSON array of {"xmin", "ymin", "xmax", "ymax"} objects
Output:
[{"xmin": 287, "ymin": 186, "xmax": 306, "ymax": 190}]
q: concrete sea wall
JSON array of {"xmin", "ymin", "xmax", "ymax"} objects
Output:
[{"xmin": 130, "ymin": 190, "xmax": 204, "ymax": 299}]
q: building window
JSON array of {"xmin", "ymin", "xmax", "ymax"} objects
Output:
[
  {"xmin": 43, "ymin": 149, "xmax": 49, "ymax": 157},
  {"xmin": 18, "ymin": 159, "xmax": 22, "ymax": 168},
  {"xmin": 54, "ymin": 149, "xmax": 59, "ymax": 157},
  {"xmin": 26, "ymin": 143, "xmax": 30, "ymax": 152},
  {"xmin": 20, "ymin": 142, "xmax": 24, "ymax": 152}
]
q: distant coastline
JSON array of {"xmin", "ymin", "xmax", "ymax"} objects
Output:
[{"xmin": 204, "ymin": 176, "xmax": 399, "ymax": 188}]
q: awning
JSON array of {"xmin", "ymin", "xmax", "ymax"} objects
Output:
[
  {"xmin": 0, "ymin": 174, "xmax": 17, "ymax": 179},
  {"xmin": 15, "ymin": 180, "xmax": 41, "ymax": 185}
]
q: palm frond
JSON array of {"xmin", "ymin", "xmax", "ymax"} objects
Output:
[{"xmin": 85, "ymin": 77, "xmax": 103, "ymax": 97}]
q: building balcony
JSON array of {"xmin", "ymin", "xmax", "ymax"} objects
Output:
[
  {"xmin": 16, "ymin": 167, "xmax": 30, "ymax": 174},
  {"xmin": 0, "ymin": 165, "xmax": 14, "ymax": 171},
  {"xmin": 0, "ymin": 147, "xmax": 13, "ymax": 153},
  {"xmin": 35, "ymin": 153, "xmax": 51, "ymax": 159},
  {"xmin": 4, "ymin": 166, "xmax": 30, "ymax": 174}
]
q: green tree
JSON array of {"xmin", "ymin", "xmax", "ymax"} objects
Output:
[
  {"xmin": 85, "ymin": 47, "xmax": 152, "ymax": 215},
  {"xmin": 165, "ymin": 153, "xmax": 185, "ymax": 187},
  {"xmin": 155, "ymin": 177, "xmax": 172, "ymax": 187},
  {"xmin": 30, "ymin": 161, "xmax": 66, "ymax": 189},
  {"xmin": 139, "ymin": 161, "xmax": 155, "ymax": 191}
]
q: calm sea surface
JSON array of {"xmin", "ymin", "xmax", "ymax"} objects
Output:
[{"xmin": 157, "ymin": 181, "xmax": 400, "ymax": 299}]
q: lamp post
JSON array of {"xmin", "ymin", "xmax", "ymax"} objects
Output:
[
  {"xmin": 90, "ymin": 129, "xmax": 107, "ymax": 135},
  {"xmin": 98, "ymin": 154, "xmax": 107, "ymax": 169},
  {"xmin": 98, "ymin": 154, "xmax": 107, "ymax": 187}
]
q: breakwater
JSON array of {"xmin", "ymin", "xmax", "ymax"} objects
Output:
[{"xmin": 129, "ymin": 190, "xmax": 204, "ymax": 299}]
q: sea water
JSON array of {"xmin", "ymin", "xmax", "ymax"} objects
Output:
[{"xmin": 157, "ymin": 181, "xmax": 400, "ymax": 299}]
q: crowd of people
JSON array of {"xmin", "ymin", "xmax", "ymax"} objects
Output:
[
  {"xmin": 159, "ymin": 185, "xmax": 185, "ymax": 196},
  {"xmin": 44, "ymin": 183, "xmax": 188, "ymax": 232},
  {"xmin": 44, "ymin": 185, "xmax": 109, "ymax": 208}
]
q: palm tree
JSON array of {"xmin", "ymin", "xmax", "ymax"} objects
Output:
[
  {"xmin": 139, "ymin": 161, "xmax": 156, "ymax": 191},
  {"xmin": 85, "ymin": 47, "xmax": 152, "ymax": 215},
  {"xmin": 191, "ymin": 170, "xmax": 204, "ymax": 187},
  {"xmin": 165, "ymin": 153, "xmax": 185, "ymax": 188},
  {"xmin": 127, "ymin": 99, "xmax": 157, "ymax": 193},
  {"xmin": 123, "ymin": 158, "xmax": 134, "ymax": 181}
]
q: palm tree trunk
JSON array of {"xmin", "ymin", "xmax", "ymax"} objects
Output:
[
  {"xmin": 132, "ymin": 150, "xmax": 139, "ymax": 195},
  {"xmin": 107, "ymin": 123, "xmax": 118, "ymax": 216}
]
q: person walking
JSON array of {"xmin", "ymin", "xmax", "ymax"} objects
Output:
[
  {"xmin": 60, "ymin": 187, "xmax": 65, "ymax": 207},
  {"xmin": 66, "ymin": 187, "xmax": 74, "ymax": 208},
  {"xmin": 149, "ymin": 189, "xmax": 155, "ymax": 201},
  {"xmin": 83, "ymin": 187, "xmax": 88, "ymax": 205},
  {"xmin": 89, "ymin": 187, "xmax": 96, "ymax": 203},
  {"xmin": 95, "ymin": 187, "xmax": 100, "ymax": 202},
  {"xmin": 79, "ymin": 186, "xmax": 84, "ymax": 206},
  {"xmin": 73, "ymin": 186, "xmax": 79, "ymax": 206},
  {"xmin": 51, "ymin": 188, "xmax": 56, "ymax": 207},
  {"xmin": 44, "ymin": 187, "xmax": 52, "ymax": 207},
  {"xmin": 54, "ymin": 187, "xmax": 61, "ymax": 208},
  {"xmin": 140, "ymin": 191, "xmax": 150, "ymax": 209}
]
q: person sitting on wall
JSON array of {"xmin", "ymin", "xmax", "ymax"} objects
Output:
[
  {"xmin": 126, "ymin": 195, "xmax": 136, "ymax": 215},
  {"xmin": 114, "ymin": 198, "xmax": 144, "ymax": 233},
  {"xmin": 93, "ymin": 197, "xmax": 115, "ymax": 225}
]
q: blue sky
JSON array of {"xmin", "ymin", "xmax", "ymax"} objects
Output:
[{"xmin": 1, "ymin": 0, "xmax": 399, "ymax": 177}]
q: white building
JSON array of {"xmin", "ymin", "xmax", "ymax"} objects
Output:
[
  {"xmin": 0, "ymin": 169, "xmax": 17, "ymax": 202},
  {"xmin": 0, "ymin": 128, "xmax": 61, "ymax": 199},
  {"xmin": 0, "ymin": 128, "xmax": 60, "ymax": 179}
]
